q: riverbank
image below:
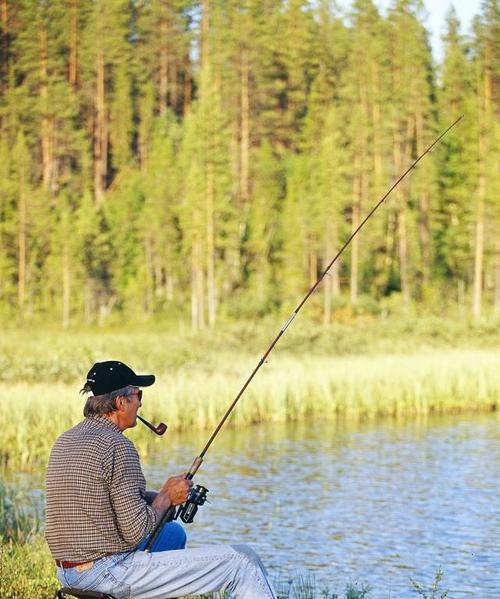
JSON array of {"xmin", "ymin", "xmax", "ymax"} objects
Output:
[{"xmin": 1, "ymin": 348, "xmax": 498, "ymax": 471}]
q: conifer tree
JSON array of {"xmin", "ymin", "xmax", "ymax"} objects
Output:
[
  {"xmin": 436, "ymin": 8, "xmax": 476, "ymax": 307},
  {"xmin": 470, "ymin": 0, "xmax": 499, "ymax": 319},
  {"xmin": 387, "ymin": 0, "xmax": 437, "ymax": 307}
]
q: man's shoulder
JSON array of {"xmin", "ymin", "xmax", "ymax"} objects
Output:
[{"xmin": 54, "ymin": 418, "xmax": 133, "ymax": 453}]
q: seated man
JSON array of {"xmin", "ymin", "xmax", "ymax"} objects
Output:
[{"xmin": 46, "ymin": 360, "xmax": 278, "ymax": 599}]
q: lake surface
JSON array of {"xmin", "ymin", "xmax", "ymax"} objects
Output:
[
  {"xmin": 141, "ymin": 413, "xmax": 499, "ymax": 598},
  {"xmin": 14, "ymin": 412, "xmax": 499, "ymax": 598}
]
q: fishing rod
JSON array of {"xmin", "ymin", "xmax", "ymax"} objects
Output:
[{"xmin": 144, "ymin": 114, "xmax": 463, "ymax": 552}]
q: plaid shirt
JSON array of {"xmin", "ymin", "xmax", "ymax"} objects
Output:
[{"xmin": 45, "ymin": 416, "xmax": 158, "ymax": 561}]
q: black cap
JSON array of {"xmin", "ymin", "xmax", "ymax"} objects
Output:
[{"xmin": 85, "ymin": 361, "xmax": 155, "ymax": 395}]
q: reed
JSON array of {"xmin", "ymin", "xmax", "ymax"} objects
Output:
[
  {"xmin": 0, "ymin": 316, "xmax": 499, "ymax": 385},
  {"xmin": 0, "ymin": 482, "xmax": 41, "ymax": 544},
  {"xmin": 1, "ymin": 349, "xmax": 498, "ymax": 471}
]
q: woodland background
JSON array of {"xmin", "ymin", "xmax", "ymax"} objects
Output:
[{"xmin": 0, "ymin": 0, "xmax": 498, "ymax": 330}]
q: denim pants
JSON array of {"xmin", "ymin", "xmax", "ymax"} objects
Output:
[{"xmin": 57, "ymin": 522, "xmax": 278, "ymax": 599}]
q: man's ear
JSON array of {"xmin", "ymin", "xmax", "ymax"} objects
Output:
[{"xmin": 115, "ymin": 396, "xmax": 125, "ymax": 412}]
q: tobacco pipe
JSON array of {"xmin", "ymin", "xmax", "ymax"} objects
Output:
[{"xmin": 137, "ymin": 414, "xmax": 167, "ymax": 436}]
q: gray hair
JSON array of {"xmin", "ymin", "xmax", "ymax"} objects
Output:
[{"xmin": 81, "ymin": 385, "xmax": 136, "ymax": 417}]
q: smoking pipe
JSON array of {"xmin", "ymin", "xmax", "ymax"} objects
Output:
[{"xmin": 137, "ymin": 414, "xmax": 167, "ymax": 436}]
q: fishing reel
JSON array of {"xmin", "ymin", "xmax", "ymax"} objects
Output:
[{"xmin": 175, "ymin": 484, "xmax": 209, "ymax": 523}]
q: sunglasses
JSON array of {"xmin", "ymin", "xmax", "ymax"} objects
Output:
[{"xmin": 128, "ymin": 389, "xmax": 143, "ymax": 401}]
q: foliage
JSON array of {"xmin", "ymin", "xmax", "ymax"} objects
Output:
[
  {"xmin": 0, "ymin": 540, "xmax": 59, "ymax": 599},
  {"xmin": 0, "ymin": 1, "xmax": 498, "ymax": 328},
  {"xmin": 411, "ymin": 568, "xmax": 449, "ymax": 599}
]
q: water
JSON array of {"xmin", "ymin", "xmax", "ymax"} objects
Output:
[
  {"xmin": 141, "ymin": 413, "xmax": 499, "ymax": 598},
  {"xmin": 14, "ymin": 412, "xmax": 499, "ymax": 598}
]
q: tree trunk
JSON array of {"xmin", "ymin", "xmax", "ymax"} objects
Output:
[
  {"xmin": 472, "ymin": 148, "xmax": 485, "ymax": 320},
  {"xmin": 94, "ymin": 49, "xmax": 107, "ymax": 203},
  {"xmin": 323, "ymin": 220, "xmax": 339, "ymax": 325},
  {"xmin": 183, "ymin": 54, "xmax": 191, "ymax": 115},
  {"xmin": 1, "ymin": 0, "xmax": 9, "ymax": 92},
  {"xmin": 69, "ymin": 0, "xmax": 78, "ymax": 87},
  {"xmin": 350, "ymin": 161, "xmax": 361, "ymax": 305},
  {"xmin": 144, "ymin": 235, "xmax": 154, "ymax": 314},
  {"xmin": 472, "ymin": 39, "xmax": 492, "ymax": 320},
  {"xmin": 39, "ymin": 25, "xmax": 54, "ymax": 193},
  {"xmin": 309, "ymin": 239, "xmax": 317, "ymax": 288},
  {"xmin": 371, "ymin": 60, "xmax": 383, "ymax": 190},
  {"xmin": 494, "ymin": 237, "xmax": 500, "ymax": 316},
  {"xmin": 18, "ymin": 166, "xmax": 27, "ymax": 318},
  {"xmin": 201, "ymin": 0, "xmax": 210, "ymax": 71},
  {"xmin": 191, "ymin": 213, "xmax": 205, "ymax": 329},
  {"xmin": 159, "ymin": 10, "xmax": 169, "ymax": 115},
  {"xmin": 393, "ymin": 128, "xmax": 410, "ymax": 308},
  {"xmin": 206, "ymin": 160, "xmax": 216, "ymax": 326},
  {"xmin": 62, "ymin": 243, "xmax": 70, "ymax": 328},
  {"xmin": 415, "ymin": 109, "xmax": 430, "ymax": 287},
  {"xmin": 240, "ymin": 47, "xmax": 250, "ymax": 204}
]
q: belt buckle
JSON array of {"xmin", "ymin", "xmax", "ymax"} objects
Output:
[{"xmin": 75, "ymin": 561, "xmax": 94, "ymax": 572}]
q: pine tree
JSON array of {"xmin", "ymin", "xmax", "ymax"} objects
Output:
[
  {"xmin": 470, "ymin": 0, "xmax": 500, "ymax": 319},
  {"xmin": 436, "ymin": 8, "xmax": 476, "ymax": 308},
  {"xmin": 387, "ymin": 0, "xmax": 438, "ymax": 307}
]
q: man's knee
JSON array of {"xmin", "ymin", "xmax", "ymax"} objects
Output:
[{"xmin": 230, "ymin": 543, "xmax": 260, "ymax": 565}]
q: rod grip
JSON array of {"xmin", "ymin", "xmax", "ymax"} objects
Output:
[{"xmin": 187, "ymin": 456, "xmax": 203, "ymax": 479}]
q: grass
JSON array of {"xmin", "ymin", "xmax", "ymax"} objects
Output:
[
  {"xmin": 0, "ymin": 349, "xmax": 498, "ymax": 471},
  {"xmin": 0, "ymin": 482, "xmax": 41, "ymax": 544},
  {"xmin": 1, "ymin": 316, "xmax": 499, "ymax": 470},
  {"xmin": 0, "ymin": 315, "xmax": 499, "ymax": 384}
]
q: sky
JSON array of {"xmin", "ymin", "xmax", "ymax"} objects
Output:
[{"xmin": 341, "ymin": 0, "xmax": 483, "ymax": 61}]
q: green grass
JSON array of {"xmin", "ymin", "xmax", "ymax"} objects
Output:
[
  {"xmin": 1, "ymin": 317, "xmax": 499, "ymax": 471},
  {"xmin": 0, "ymin": 316, "xmax": 499, "ymax": 384},
  {"xmin": 0, "ymin": 348, "xmax": 498, "ymax": 471}
]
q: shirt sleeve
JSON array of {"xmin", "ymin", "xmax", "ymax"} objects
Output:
[{"xmin": 104, "ymin": 438, "xmax": 159, "ymax": 546}]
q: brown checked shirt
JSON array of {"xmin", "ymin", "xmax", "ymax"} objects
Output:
[{"xmin": 45, "ymin": 416, "xmax": 158, "ymax": 561}]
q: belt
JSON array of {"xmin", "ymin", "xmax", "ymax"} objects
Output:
[
  {"xmin": 56, "ymin": 559, "xmax": 94, "ymax": 569},
  {"xmin": 56, "ymin": 554, "xmax": 113, "ymax": 569}
]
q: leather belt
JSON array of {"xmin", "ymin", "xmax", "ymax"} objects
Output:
[
  {"xmin": 56, "ymin": 559, "xmax": 94, "ymax": 569},
  {"xmin": 56, "ymin": 554, "xmax": 113, "ymax": 569}
]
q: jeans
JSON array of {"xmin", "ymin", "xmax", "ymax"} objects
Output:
[{"xmin": 57, "ymin": 522, "xmax": 278, "ymax": 599}]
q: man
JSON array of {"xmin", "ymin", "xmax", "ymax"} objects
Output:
[{"xmin": 46, "ymin": 360, "xmax": 278, "ymax": 599}]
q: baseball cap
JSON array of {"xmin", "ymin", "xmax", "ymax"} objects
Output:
[{"xmin": 85, "ymin": 361, "xmax": 155, "ymax": 395}]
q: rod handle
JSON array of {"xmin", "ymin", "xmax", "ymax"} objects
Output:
[{"xmin": 187, "ymin": 456, "xmax": 203, "ymax": 479}]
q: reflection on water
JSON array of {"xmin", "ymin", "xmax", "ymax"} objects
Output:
[{"xmin": 142, "ymin": 413, "xmax": 499, "ymax": 598}]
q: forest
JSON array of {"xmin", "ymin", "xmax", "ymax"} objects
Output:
[{"xmin": 0, "ymin": 0, "xmax": 498, "ymax": 329}]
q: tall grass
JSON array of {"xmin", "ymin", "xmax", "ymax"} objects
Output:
[
  {"xmin": 1, "ymin": 349, "xmax": 498, "ymax": 471},
  {"xmin": 0, "ymin": 481, "xmax": 41, "ymax": 543},
  {"xmin": 0, "ymin": 316, "xmax": 499, "ymax": 384}
]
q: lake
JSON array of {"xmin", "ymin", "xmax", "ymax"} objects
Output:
[
  {"xmin": 141, "ymin": 412, "xmax": 499, "ymax": 598},
  {"xmin": 12, "ymin": 411, "xmax": 499, "ymax": 598}
]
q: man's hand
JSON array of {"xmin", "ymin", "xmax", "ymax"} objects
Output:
[{"xmin": 152, "ymin": 474, "xmax": 193, "ymax": 516}]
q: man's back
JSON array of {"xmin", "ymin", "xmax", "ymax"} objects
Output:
[{"xmin": 45, "ymin": 415, "xmax": 157, "ymax": 562}]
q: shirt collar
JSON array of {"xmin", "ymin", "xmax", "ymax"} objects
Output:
[{"xmin": 86, "ymin": 415, "xmax": 122, "ymax": 434}]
